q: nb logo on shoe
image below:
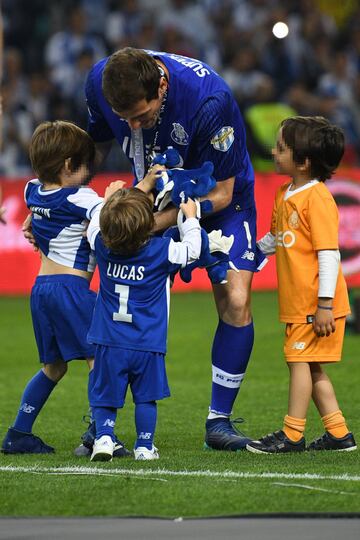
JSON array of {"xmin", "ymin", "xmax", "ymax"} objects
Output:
[
  {"xmin": 292, "ymin": 341, "xmax": 306, "ymax": 350},
  {"xmin": 241, "ymin": 250, "xmax": 255, "ymax": 261},
  {"xmin": 20, "ymin": 403, "xmax": 35, "ymax": 414}
]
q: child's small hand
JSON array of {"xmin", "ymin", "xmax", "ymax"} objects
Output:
[
  {"xmin": 313, "ymin": 308, "xmax": 336, "ymax": 337},
  {"xmin": 22, "ymin": 213, "xmax": 39, "ymax": 252},
  {"xmin": 104, "ymin": 180, "xmax": 126, "ymax": 200},
  {"xmin": 180, "ymin": 197, "xmax": 197, "ymax": 219},
  {"xmin": 141, "ymin": 164, "xmax": 165, "ymax": 192},
  {"xmin": 147, "ymin": 164, "xmax": 165, "ymax": 187}
]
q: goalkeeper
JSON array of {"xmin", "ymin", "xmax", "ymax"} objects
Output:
[{"xmin": 86, "ymin": 47, "xmax": 267, "ymax": 450}]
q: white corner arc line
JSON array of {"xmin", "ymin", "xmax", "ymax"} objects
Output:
[{"xmin": 0, "ymin": 466, "xmax": 360, "ymax": 482}]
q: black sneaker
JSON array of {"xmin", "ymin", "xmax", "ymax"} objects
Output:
[
  {"xmin": 74, "ymin": 417, "xmax": 132, "ymax": 458},
  {"xmin": 307, "ymin": 431, "xmax": 357, "ymax": 452},
  {"xmin": 246, "ymin": 430, "xmax": 305, "ymax": 454},
  {"xmin": 204, "ymin": 417, "xmax": 251, "ymax": 451},
  {"xmin": 1, "ymin": 427, "xmax": 55, "ymax": 454}
]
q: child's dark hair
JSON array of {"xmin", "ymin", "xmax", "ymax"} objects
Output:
[
  {"xmin": 100, "ymin": 188, "xmax": 154, "ymax": 255},
  {"xmin": 280, "ymin": 116, "xmax": 344, "ymax": 181},
  {"xmin": 29, "ymin": 121, "xmax": 95, "ymax": 185}
]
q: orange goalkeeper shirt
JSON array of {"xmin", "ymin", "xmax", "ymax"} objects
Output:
[{"xmin": 270, "ymin": 180, "xmax": 350, "ymax": 323}]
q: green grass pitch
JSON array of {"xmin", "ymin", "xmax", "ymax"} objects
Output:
[{"xmin": 0, "ymin": 292, "xmax": 359, "ymax": 517}]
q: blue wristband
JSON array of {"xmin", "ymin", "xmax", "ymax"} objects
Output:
[{"xmin": 317, "ymin": 305, "xmax": 333, "ymax": 310}]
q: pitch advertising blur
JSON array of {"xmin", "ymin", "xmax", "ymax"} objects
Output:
[{"xmin": 1, "ymin": 171, "xmax": 360, "ymax": 294}]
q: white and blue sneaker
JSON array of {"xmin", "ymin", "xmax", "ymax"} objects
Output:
[
  {"xmin": 90, "ymin": 435, "xmax": 114, "ymax": 462},
  {"xmin": 134, "ymin": 445, "xmax": 159, "ymax": 460},
  {"xmin": 75, "ymin": 417, "xmax": 131, "ymax": 458}
]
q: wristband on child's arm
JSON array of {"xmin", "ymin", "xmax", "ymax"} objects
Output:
[{"xmin": 317, "ymin": 305, "xmax": 333, "ymax": 310}]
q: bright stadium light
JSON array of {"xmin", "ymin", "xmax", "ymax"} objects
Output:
[{"xmin": 272, "ymin": 21, "xmax": 289, "ymax": 39}]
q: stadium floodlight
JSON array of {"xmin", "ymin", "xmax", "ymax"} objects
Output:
[{"xmin": 272, "ymin": 21, "xmax": 289, "ymax": 39}]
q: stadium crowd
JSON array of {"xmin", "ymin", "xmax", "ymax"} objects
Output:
[{"xmin": 1, "ymin": 0, "xmax": 360, "ymax": 176}]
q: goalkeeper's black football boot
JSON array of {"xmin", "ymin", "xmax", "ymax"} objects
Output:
[
  {"xmin": 1, "ymin": 427, "xmax": 54, "ymax": 454},
  {"xmin": 246, "ymin": 429, "xmax": 305, "ymax": 454},
  {"xmin": 307, "ymin": 431, "xmax": 357, "ymax": 452},
  {"xmin": 204, "ymin": 417, "xmax": 251, "ymax": 451},
  {"xmin": 74, "ymin": 416, "xmax": 132, "ymax": 457}
]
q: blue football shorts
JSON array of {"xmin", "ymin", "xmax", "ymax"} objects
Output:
[
  {"xmin": 30, "ymin": 274, "xmax": 96, "ymax": 363},
  {"xmin": 89, "ymin": 345, "xmax": 170, "ymax": 408},
  {"xmin": 202, "ymin": 201, "xmax": 267, "ymax": 272}
]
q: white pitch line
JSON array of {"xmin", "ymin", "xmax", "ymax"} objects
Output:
[
  {"xmin": 0, "ymin": 465, "xmax": 360, "ymax": 483},
  {"xmin": 35, "ymin": 472, "xmax": 168, "ymax": 482},
  {"xmin": 272, "ymin": 482, "xmax": 357, "ymax": 495}
]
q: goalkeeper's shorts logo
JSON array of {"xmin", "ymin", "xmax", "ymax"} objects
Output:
[{"xmin": 241, "ymin": 250, "xmax": 255, "ymax": 261}]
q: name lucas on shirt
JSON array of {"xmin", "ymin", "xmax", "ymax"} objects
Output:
[{"xmin": 106, "ymin": 262, "xmax": 145, "ymax": 281}]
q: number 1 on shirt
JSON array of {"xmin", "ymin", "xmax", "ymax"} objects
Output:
[{"xmin": 113, "ymin": 284, "xmax": 133, "ymax": 323}]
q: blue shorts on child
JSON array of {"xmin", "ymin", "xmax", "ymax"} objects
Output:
[
  {"xmin": 89, "ymin": 345, "xmax": 170, "ymax": 408},
  {"xmin": 30, "ymin": 274, "xmax": 96, "ymax": 363}
]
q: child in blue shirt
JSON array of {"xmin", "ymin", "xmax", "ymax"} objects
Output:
[
  {"xmin": 1, "ymin": 121, "xmax": 102, "ymax": 454},
  {"xmin": 1, "ymin": 121, "xmax": 160, "ymax": 456},
  {"xmin": 1, "ymin": 121, "xmax": 159, "ymax": 457},
  {"xmin": 87, "ymin": 183, "xmax": 203, "ymax": 460}
]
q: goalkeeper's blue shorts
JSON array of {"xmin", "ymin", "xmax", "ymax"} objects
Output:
[
  {"xmin": 89, "ymin": 345, "xmax": 170, "ymax": 408},
  {"xmin": 30, "ymin": 274, "xmax": 96, "ymax": 363},
  {"xmin": 201, "ymin": 202, "xmax": 267, "ymax": 272}
]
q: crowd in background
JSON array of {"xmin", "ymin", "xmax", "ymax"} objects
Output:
[{"xmin": 1, "ymin": 0, "xmax": 360, "ymax": 176}]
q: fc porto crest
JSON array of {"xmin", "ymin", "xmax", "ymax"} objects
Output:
[
  {"xmin": 171, "ymin": 123, "xmax": 189, "ymax": 146},
  {"xmin": 288, "ymin": 210, "xmax": 299, "ymax": 229},
  {"xmin": 211, "ymin": 126, "xmax": 234, "ymax": 152}
]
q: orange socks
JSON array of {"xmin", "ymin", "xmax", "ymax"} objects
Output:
[
  {"xmin": 282, "ymin": 411, "xmax": 349, "ymax": 441},
  {"xmin": 283, "ymin": 415, "xmax": 306, "ymax": 442},
  {"xmin": 322, "ymin": 410, "xmax": 349, "ymax": 439}
]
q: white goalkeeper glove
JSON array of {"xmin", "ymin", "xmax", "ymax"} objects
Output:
[{"xmin": 154, "ymin": 171, "xmax": 174, "ymax": 211}]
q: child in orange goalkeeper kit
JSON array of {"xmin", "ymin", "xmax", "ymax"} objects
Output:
[{"xmin": 247, "ymin": 116, "xmax": 356, "ymax": 453}]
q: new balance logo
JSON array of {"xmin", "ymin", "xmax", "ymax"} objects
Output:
[
  {"xmin": 292, "ymin": 342, "xmax": 306, "ymax": 350},
  {"xmin": 103, "ymin": 419, "xmax": 115, "ymax": 428},
  {"xmin": 19, "ymin": 403, "xmax": 35, "ymax": 414},
  {"xmin": 241, "ymin": 250, "xmax": 255, "ymax": 261},
  {"xmin": 138, "ymin": 432, "xmax": 152, "ymax": 440}
]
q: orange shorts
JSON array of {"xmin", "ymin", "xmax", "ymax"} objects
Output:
[{"xmin": 284, "ymin": 317, "xmax": 346, "ymax": 363}]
